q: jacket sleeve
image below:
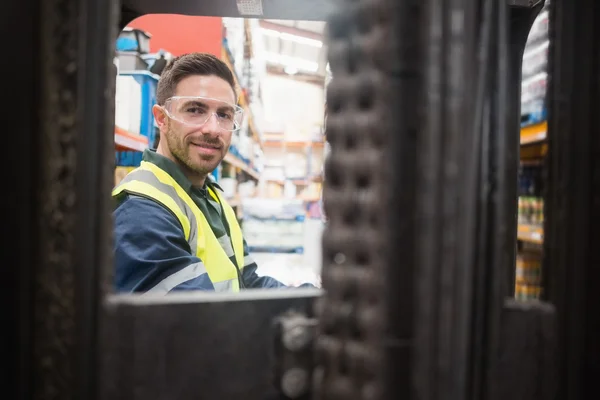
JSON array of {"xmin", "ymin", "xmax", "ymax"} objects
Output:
[
  {"xmin": 240, "ymin": 240, "xmax": 316, "ymax": 289},
  {"xmin": 114, "ymin": 196, "xmax": 215, "ymax": 293}
]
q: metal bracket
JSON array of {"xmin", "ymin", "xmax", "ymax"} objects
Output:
[{"xmin": 274, "ymin": 311, "xmax": 318, "ymax": 399}]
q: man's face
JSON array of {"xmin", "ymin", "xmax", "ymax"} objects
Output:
[{"xmin": 154, "ymin": 75, "xmax": 236, "ymax": 179}]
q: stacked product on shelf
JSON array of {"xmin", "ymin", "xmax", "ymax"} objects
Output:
[
  {"xmin": 115, "ymin": 75, "xmax": 142, "ymax": 136},
  {"xmin": 114, "ymin": 28, "xmax": 160, "ymax": 168},
  {"xmin": 515, "ymin": 244, "xmax": 543, "ymax": 301},
  {"xmin": 115, "ymin": 70, "xmax": 159, "ymax": 167},
  {"xmin": 245, "ymin": 19, "xmax": 267, "ymax": 144},
  {"xmin": 216, "ymin": 164, "xmax": 257, "ymax": 201},
  {"xmin": 116, "ymin": 27, "xmax": 152, "ymax": 70},
  {"xmin": 243, "ymin": 20, "xmax": 265, "ymax": 100},
  {"xmin": 241, "ymin": 198, "xmax": 306, "ymax": 253},
  {"xmin": 222, "ymin": 18, "xmax": 246, "ymax": 80},
  {"xmin": 253, "ymin": 145, "xmax": 265, "ymax": 173},
  {"xmin": 517, "ymin": 164, "xmax": 544, "ymax": 226},
  {"xmin": 518, "ymin": 197, "xmax": 544, "ymax": 226},
  {"xmin": 237, "ymin": 124, "xmax": 254, "ymax": 163},
  {"xmin": 221, "ymin": 18, "xmax": 266, "ymax": 175},
  {"xmin": 226, "ymin": 96, "xmax": 251, "ymax": 162}
]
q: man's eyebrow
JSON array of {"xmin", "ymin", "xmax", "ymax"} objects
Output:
[
  {"xmin": 217, "ymin": 104, "xmax": 236, "ymax": 113},
  {"xmin": 184, "ymin": 100, "xmax": 208, "ymax": 108}
]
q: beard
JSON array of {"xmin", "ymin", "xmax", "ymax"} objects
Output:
[{"xmin": 163, "ymin": 123, "xmax": 226, "ymax": 178}]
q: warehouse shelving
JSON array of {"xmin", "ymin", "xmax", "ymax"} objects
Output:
[
  {"xmin": 267, "ymin": 174, "xmax": 322, "ymax": 186},
  {"xmin": 517, "ymin": 122, "xmax": 546, "ymax": 246},
  {"xmin": 218, "ymin": 38, "xmax": 267, "ymax": 198},
  {"xmin": 264, "ymin": 140, "xmax": 325, "ymax": 149},
  {"xmin": 221, "ymin": 44, "xmax": 263, "ymax": 149},
  {"xmin": 248, "ymin": 246, "xmax": 304, "ymax": 254},
  {"xmin": 223, "ymin": 152, "xmax": 260, "ymax": 180},
  {"xmin": 262, "ymin": 139, "xmax": 325, "ymax": 192},
  {"xmin": 517, "ymin": 224, "xmax": 544, "ymax": 245},
  {"xmin": 115, "ymin": 126, "xmax": 149, "ymax": 151},
  {"xmin": 227, "ymin": 196, "xmax": 241, "ymax": 207},
  {"xmin": 520, "ymin": 121, "xmax": 547, "ymax": 145}
]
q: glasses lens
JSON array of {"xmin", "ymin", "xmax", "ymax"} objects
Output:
[{"xmin": 165, "ymin": 97, "xmax": 243, "ymax": 131}]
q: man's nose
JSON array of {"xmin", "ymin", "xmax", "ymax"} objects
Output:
[{"xmin": 200, "ymin": 113, "xmax": 220, "ymax": 133}]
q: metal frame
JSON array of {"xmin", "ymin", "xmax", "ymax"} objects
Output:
[
  {"xmin": 411, "ymin": 2, "xmax": 548, "ymax": 399},
  {"xmin": 544, "ymin": 0, "xmax": 600, "ymax": 396},
  {"xmin": 2, "ymin": 1, "xmax": 41, "ymax": 399},
  {"xmin": 4, "ymin": 0, "xmax": 599, "ymax": 399},
  {"xmin": 121, "ymin": 0, "xmax": 341, "ymax": 21},
  {"xmin": 102, "ymin": 290, "xmax": 320, "ymax": 399},
  {"xmin": 4, "ymin": 0, "xmax": 118, "ymax": 398}
]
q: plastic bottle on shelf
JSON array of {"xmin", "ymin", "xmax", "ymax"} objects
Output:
[
  {"xmin": 518, "ymin": 197, "xmax": 524, "ymax": 224},
  {"xmin": 515, "ymin": 249, "xmax": 543, "ymax": 301}
]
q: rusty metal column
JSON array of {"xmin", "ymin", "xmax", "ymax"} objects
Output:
[
  {"xmin": 316, "ymin": 0, "xmax": 529, "ymax": 398},
  {"xmin": 3, "ymin": 0, "xmax": 118, "ymax": 398},
  {"xmin": 315, "ymin": 0, "xmax": 397, "ymax": 398}
]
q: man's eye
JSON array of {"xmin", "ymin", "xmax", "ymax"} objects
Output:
[
  {"xmin": 186, "ymin": 107, "xmax": 206, "ymax": 114},
  {"xmin": 217, "ymin": 112, "xmax": 234, "ymax": 120}
]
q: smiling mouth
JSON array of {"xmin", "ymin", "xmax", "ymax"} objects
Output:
[{"xmin": 191, "ymin": 142, "xmax": 221, "ymax": 150}]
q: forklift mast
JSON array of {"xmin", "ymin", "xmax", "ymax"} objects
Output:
[{"xmin": 2, "ymin": 0, "xmax": 599, "ymax": 399}]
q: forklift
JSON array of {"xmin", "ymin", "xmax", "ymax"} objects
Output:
[{"xmin": 3, "ymin": 0, "xmax": 599, "ymax": 398}]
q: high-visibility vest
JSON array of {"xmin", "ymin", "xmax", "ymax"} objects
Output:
[{"xmin": 112, "ymin": 161, "xmax": 245, "ymax": 292}]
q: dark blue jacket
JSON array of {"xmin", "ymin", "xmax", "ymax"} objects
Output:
[
  {"xmin": 114, "ymin": 196, "xmax": 292, "ymax": 292},
  {"xmin": 114, "ymin": 150, "xmax": 315, "ymax": 293}
]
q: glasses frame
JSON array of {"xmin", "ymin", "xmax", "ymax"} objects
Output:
[{"xmin": 162, "ymin": 96, "xmax": 245, "ymax": 132}]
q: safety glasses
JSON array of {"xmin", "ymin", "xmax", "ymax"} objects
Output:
[{"xmin": 162, "ymin": 96, "xmax": 244, "ymax": 132}]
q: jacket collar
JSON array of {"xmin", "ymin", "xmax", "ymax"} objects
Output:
[{"xmin": 142, "ymin": 149, "xmax": 223, "ymax": 194}]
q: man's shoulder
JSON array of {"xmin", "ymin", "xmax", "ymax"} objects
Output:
[
  {"xmin": 114, "ymin": 194, "xmax": 180, "ymax": 229},
  {"xmin": 115, "ymin": 193, "xmax": 159, "ymax": 211}
]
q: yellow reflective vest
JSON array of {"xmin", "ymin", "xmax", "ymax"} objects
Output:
[{"xmin": 112, "ymin": 161, "xmax": 245, "ymax": 292}]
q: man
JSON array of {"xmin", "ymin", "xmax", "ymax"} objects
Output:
[{"xmin": 113, "ymin": 52, "xmax": 310, "ymax": 293}]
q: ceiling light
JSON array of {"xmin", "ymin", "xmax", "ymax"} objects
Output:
[
  {"xmin": 284, "ymin": 65, "xmax": 299, "ymax": 75},
  {"xmin": 265, "ymin": 52, "xmax": 319, "ymax": 73},
  {"xmin": 280, "ymin": 33, "xmax": 322, "ymax": 48},
  {"xmin": 260, "ymin": 28, "xmax": 323, "ymax": 48}
]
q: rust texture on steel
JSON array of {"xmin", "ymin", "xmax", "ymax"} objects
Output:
[
  {"xmin": 316, "ymin": 0, "xmax": 394, "ymax": 398},
  {"xmin": 35, "ymin": 0, "xmax": 80, "ymax": 397},
  {"xmin": 33, "ymin": 0, "xmax": 119, "ymax": 397}
]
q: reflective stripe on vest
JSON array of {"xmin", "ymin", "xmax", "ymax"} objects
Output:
[{"xmin": 112, "ymin": 161, "xmax": 245, "ymax": 293}]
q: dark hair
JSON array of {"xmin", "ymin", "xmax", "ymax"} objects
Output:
[{"xmin": 156, "ymin": 52, "xmax": 237, "ymax": 105}]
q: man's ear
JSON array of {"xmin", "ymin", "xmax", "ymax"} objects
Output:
[{"xmin": 152, "ymin": 104, "xmax": 167, "ymax": 130}]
